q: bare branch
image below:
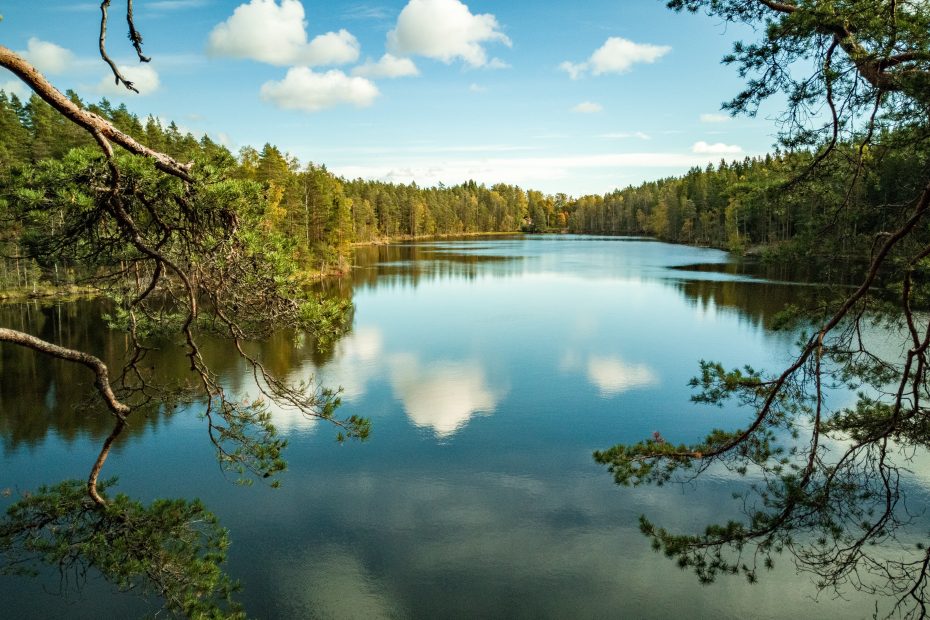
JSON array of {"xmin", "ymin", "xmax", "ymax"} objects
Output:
[
  {"xmin": 126, "ymin": 0, "xmax": 151, "ymax": 63},
  {"xmin": 98, "ymin": 0, "xmax": 138, "ymax": 93}
]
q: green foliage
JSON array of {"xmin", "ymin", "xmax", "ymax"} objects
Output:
[
  {"xmin": 0, "ymin": 479, "xmax": 243, "ymax": 618},
  {"xmin": 565, "ymin": 136, "xmax": 929, "ymax": 263},
  {"xmin": 593, "ymin": 2, "xmax": 930, "ymax": 614},
  {"xmin": 0, "ymin": 91, "xmax": 539, "ymax": 297}
]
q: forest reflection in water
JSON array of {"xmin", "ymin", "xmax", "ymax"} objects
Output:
[
  {"xmin": 0, "ymin": 236, "xmax": 800, "ymax": 449},
  {"xmin": 0, "ymin": 235, "xmax": 916, "ymax": 618}
]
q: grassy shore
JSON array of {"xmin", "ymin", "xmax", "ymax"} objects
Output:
[{"xmin": 0, "ymin": 284, "xmax": 97, "ymax": 303}]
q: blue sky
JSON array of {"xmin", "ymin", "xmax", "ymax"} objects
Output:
[{"xmin": 1, "ymin": 0, "xmax": 784, "ymax": 195}]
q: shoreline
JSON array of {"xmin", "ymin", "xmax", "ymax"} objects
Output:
[
  {"xmin": 351, "ymin": 230, "xmax": 524, "ymax": 247},
  {"xmin": 0, "ymin": 285, "xmax": 97, "ymax": 304}
]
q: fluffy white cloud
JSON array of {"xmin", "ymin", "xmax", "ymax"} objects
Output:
[
  {"xmin": 692, "ymin": 141, "xmax": 742, "ymax": 154},
  {"xmin": 387, "ymin": 0, "xmax": 511, "ymax": 67},
  {"xmin": 260, "ymin": 68, "xmax": 379, "ymax": 112},
  {"xmin": 305, "ymin": 29, "xmax": 361, "ymax": 66},
  {"xmin": 98, "ymin": 64, "xmax": 161, "ymax": 95},
  {"xmin": 700, "ymin": 113, "xmax": 729, "ymax": 123},
  {"xmin": 208, "ymin": 0, "xmax": 359, "ymax": 66},
  {"xmin": 560, "ymin": 37, "xmax": 670, "ymax": 79},
  {"xmin": 21, "ymin": 38, "xmax": 76, "ymax": 75},
  {"xmin": 573, "ymin": 101, "xmax": 603, "ymax": 114},
  {"xmin": 352, "ymin": 53, "xmax": 419, "ymax": 78},
  {"xmin": 208, "ymin": 0, "xmax": 306, "ymax": 65},
  {"xmin": 590, "ymin": 38, "xmax": 670, "ymax": 74}
]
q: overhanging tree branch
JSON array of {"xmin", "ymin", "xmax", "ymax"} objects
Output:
[
  {"xmin": 0, "ymin": 328, "xmax": 129, "ymax": 419},
  {"xmin": 0, "ymin": 45, "xmax": 192, "ymax": 181}
]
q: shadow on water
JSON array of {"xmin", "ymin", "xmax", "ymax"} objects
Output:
[
  {"xmin": 672, "ymin": 256, "xmax": 866, "ymax": 286},
  {"xmin": 0, "ymin": 301, "xmax": 151, "ymax": 449},
  {"xmin": 348, "ymin": 242, "xmax": 526, "ymax": 291}
]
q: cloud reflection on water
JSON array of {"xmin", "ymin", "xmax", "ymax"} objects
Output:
[
  {"xmin": 586, "ymin": 355, "xmax": 659, "ymax": 396},
  {"xmin": 561, "ymin": 350, "xmax": 659, "ymax": 398},
  {"xmin": 263, "ymin": 324, "xmax": 507, "ymax": 438},
  {"xmin": 318, "ymin": 326, "xmax": 385, "ymax": 403},
  {"xmin": 389, "ymin": 354, "xmax": 505, "ymax": 438}
]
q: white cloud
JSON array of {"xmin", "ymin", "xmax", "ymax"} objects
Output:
[
  {"xmin": 590, "ymin": 38, "xmax": 670, "ymax": 74},
  {"xmin": 342, "ymin": 5, "xmax": 391, "ymax": 20},
  {"xmin": 325, "ymin": 143, "xmax": 537, "ymax": 155},
  {"xmin": 387, "ymin": 0, "xmax": 511, "ymax": 68},
  {"xmin": 692, "ymin": 141, "xmax": 743, "ymax": 154},
  {"xmin": 305, "ymin": 29, "xmax": 361, "ymax": 66},
  {"xmin": 558, "ymin": 61, "xmax": 586, "ymax": 80},
  {"xmin": 208, "ymin": 0, "xmax": 360, "ymax": 66},
  {"xmin": 700, "ymin": 113, "xmax": 729, "ymax": 123},
  {"xmin": 215, "ymin": 132, "xmax": 234, "ymax": 148},
  {"xmin": 97, "ymin": 65, "xmax": 161, "ymax": 95},
  {"xmin": 1, "ymin": 80, "xmax": 29, "ymax": 99},
  {"xmin": 352, "ymin": 53, "xmax": 419, "ymax": 78},
  {"xmin": 486, "ymin": 58, "xmax": 511, "ymax": 70},
  {"xmin": 573, "ymin": 101, "xmax": 603, "ymax": 114},
  {"xmin": 560, "ymin": 37, "xmax": 670, "ymax": 79},
  {"xmin": 331, "ymin": 152, "xmax": 741, "ymax": 188},
  {"xmin": 469, "ymin": 83, "xmax": 487, "ymax": 93},
  {"xmin": 587, "ymin": 356, "xmax": 658, "ymax": 397},
  {"xmin": 208, "ymin": 0, "xmax": 307, "ymax": 65},
  {"xmin": 600, "ymin": 131, "xmax": 651, "ymax": 140},
  {"xmin": 21, "ymin": 38, "xmax": 76, "ymax": 75},
  {"xmin": 261, "ymin": 67, "xmax": 379, "ymax": 112}
]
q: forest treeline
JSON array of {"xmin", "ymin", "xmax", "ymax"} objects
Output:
[
  {"xmin": 567, "ymin": 135, "xmax": 929, "ymax": 259},
  {"xmin": 0, "ymin": 90, "xmax": 534, "ymax": 293},
  {"xmin": 1, "ymin": 89, "xmax": 927, "ymax": 293}
]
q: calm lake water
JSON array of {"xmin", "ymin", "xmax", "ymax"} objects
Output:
[{"xmin": 0, "ymin": 235, "xmax": 920, "ymax": 618}]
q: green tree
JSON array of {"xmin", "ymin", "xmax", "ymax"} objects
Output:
[
  {"xmin": 0, "ymin": 6, "xmax": 368, "ymax": 615},
  {"xmin": 595, "ymin": 1, "xmax": 930, "ymax": 616}
]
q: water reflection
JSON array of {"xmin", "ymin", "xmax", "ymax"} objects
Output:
[
  {"xmin": 585, "ymin": 356, "xmax": 659, "ymax": 397},
  {"xmin": 676, "ymin": 278, "xmax": 831, "ymax": 330},
  {"xmin": 2, "ymin": 235, "xmax": 888, "ymax": 617},
  {"xmin": 388, "ymin": 355, "xmax": 505, "ymax": 437},
  {"xmin": 316, "ymin": 326, "xmax": 385, "ymax": 403},
  {"xmin": 238, "ymin": 466, "xmax": 872, "ymax": 619},
  {"xmin": 0, "ymin": 237, "xmax": 803, "ymax": 449},
  {"xmin": 350, "ymin": 241, "xmax": 526, "ymax": 292},
  {"xmin": 0, "ymin": 301, "xmax": 170, "ymax": 449}
]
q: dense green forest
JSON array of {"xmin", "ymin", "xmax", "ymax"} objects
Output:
[
  {"xmin": 566, "ymin": 139, "xmax": 930, "ymax": 258},
  {"xmin": 0, "ymin": 90, "xmax": 532, "ymax": 293},
  {"xmin": 2, "ymin": 89, "xmax": 928, "ymax": 296}
]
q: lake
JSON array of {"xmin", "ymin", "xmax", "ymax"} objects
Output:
[{"xmin": 0, "ymin": 235, "xmax": 914, "ymax": 618}]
